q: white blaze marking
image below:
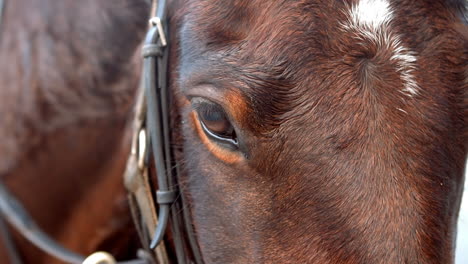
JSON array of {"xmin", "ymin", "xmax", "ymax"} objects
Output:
[
  {"xmin": 350, "ymin": 0, "xmax": 393, "ymax": 31},
  {"xmin": 391, "ymin": 41, "xmax": 418, "ymax": 95},
  {"xmin": 344, "ymin": 0, "xmax": 419, "ymax": 96}
]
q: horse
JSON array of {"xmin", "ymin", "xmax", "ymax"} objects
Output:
[
  {"xmin": 168, "ymin": 0, "xmax": 467, "ymax": 263},
  {"xmin": 1, "ymin": 0, "xmax": 467, "ymax": 263},
  {"xmin": 0, "ymin": 0, "xmax": 151, "ymax": 263}
]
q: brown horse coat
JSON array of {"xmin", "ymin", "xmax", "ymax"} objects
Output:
[
  {"xmin": 170, "ymin": 0, "xmax": 467, "ymax": 263},
  {"xmin": 0, "ymin": 0, "xmax": 150, "ymax": 262},
  {"xmin": 0, "ymin": 0, "xmax": 466, "ymax": 263}
]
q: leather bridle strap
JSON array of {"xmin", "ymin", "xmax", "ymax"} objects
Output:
[
  {"xmin": 0, "ymin": 0, "xmax": 203, "ymax": 262},
  {"xmin": 137, "ymin": 0, "xmax": 203, "ymax": 262},
  {"xmin": 0, "ymin": 181, "xmax": 149, "ymax": 264},
  {"xmin": 0, "ymin": 0, "xmax": 4, "ymax": 30},
  {"xmin": 124, "ymin": 0, "xmax": 173, "ymax": 263},
  {"xmin": 0, "ymin": 183, "xmax": 84, "ymax": 263},
  {"xmin": 0, "ymin": 0, "xmax": 4, "ymax": 28}
]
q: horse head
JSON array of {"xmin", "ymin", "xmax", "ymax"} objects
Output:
[{"xmin": 165, "ymin": 0, "xmax": 467, "ymax": 263}]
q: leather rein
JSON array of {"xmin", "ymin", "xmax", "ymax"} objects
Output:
[{"xmin": 0, "ymin": 0, "xmax": 201, "ymax": 263}]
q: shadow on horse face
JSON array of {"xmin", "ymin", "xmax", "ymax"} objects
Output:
[{"xmin": 169, "ymin": 0, "xmax": 467, "ymax": 263}]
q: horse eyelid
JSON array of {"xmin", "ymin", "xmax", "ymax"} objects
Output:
[{"xmin": 189, "ymin": 97, "xmax": 236, "ymax": 123}]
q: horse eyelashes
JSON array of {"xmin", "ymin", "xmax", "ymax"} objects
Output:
[{"xmin": 191, "ymin": 99, "xmax": 238, "ymax": 148}]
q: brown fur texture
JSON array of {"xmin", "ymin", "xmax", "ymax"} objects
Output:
[
  {"xmin": 169, "ymin": 0, "xmax": 468, "ymax": 263},
  {"xmin": 0, "ymin": 0, "xmax": 466, "ymax": 263},
  {"xmin": 0, "ymin": 0, "xmax": 149, "ymax": 262}
]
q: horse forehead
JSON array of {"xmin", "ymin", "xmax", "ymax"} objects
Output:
[
  {"xmin": 183, "ymin": 0, "xmax": 399, "ymax": 43},
  {"xmin": 179, "ymin": 0, "xmax": 342, "ymax": 84},
  {"xmin": 181, "ymin": 2, "xmax": 420, "ymax": 94},
  {"xmin": 181, "ymin": 0, "xmax": 416, "ymax": 74},
  {"xmin": 183, "ymin": 1, "xmax": 323, "ymax": 46}
]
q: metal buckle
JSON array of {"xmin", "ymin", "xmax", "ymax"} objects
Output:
[
  {"xmin": 137, "ymin": 128, "xmax": 147, "ymax": 171},
  {"xmin": 149, "ymin": 17, "xmax": 167, "ymax": 47},
  {"xmin": 82, "ymin": 251, "xmax": 116, "ymax": 264}
]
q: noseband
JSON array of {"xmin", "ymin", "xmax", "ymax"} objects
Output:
[{"xmin": 0, "ymin": 0, "xmax": 201, "ymax": 263}]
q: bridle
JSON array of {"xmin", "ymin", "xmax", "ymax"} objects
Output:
[
  {"xmin": 0, "ymin": 0, "xmax": 202, "ymax": 263},
  {"xmin": 125, "ymin": 0, "xmax": 203, "ymax": 262}
]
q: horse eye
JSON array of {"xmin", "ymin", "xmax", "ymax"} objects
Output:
[{"xmin": 194, "ymin": 102, "xmax": 238, "ymax": 147}]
